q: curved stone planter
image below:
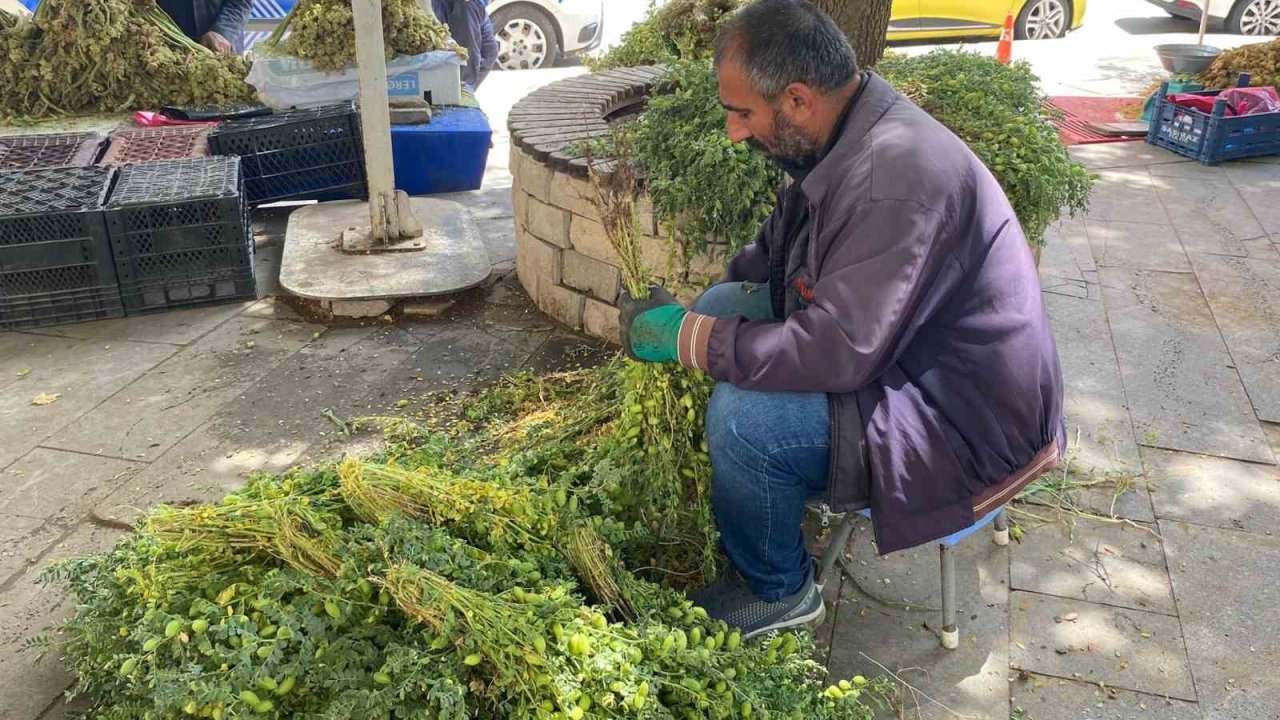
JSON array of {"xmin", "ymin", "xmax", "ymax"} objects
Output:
[{"xmin": 509, "ymin": 67, "xmax": 725, "ymax": 343}]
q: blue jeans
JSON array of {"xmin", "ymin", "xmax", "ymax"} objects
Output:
[{"xmin": 694, "ymin": 282, "xmax": 831, "ymax": 601}]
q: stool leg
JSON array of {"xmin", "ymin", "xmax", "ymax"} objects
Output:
[
  {"xmin": 939, "ymin": 544, "xmax": 958, "ymax": 649},
  {"xmin": 816, "ymin": 515, "xmax": 857, "ymax": 589},
  {"xmin": 993, "ymin": 508, "xmax": 1010, "ymax": 546}
]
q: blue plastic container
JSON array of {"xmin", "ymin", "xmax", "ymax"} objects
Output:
[
  {"xmin": 1147, "ymin": 72, "xmax": 1280, "ymax": 165},
  {"xmin": 390, "ymin": 107, "xmax": 492, "ymax": 195}
]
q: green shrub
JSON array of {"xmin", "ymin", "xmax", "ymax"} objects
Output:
[
  {"xmin": 588, "ymin": 0, "xmax": 742, "ymax": 71},
  {"xmin": 631, "ymin": 61, "xmax": 784, "ymax": 257},
  {"xmin": 628, "ymin": 53, "xmax": 1091, "ymax": 262},
  {"xmin": 879, "ymin": 51, "xmax": 1093, "ymax": 246}
]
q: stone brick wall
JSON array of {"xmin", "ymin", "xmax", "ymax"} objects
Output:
[{"xmin": 509, "ymin": 67, "xmax": 727, "ymax": 344}]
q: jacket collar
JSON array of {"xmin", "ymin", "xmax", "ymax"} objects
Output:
[{"xmin": 800, "ymin": 72, "xmax": 899, "ymax": 206}]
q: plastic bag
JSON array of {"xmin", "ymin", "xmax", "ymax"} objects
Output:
[
  {"xmin": 246, "ymin": 49, "xmax": 465, "ymax": 110},
  {"xmin": 1218, "ymin": 87, "xmax": 1280, "ymax": 116}
]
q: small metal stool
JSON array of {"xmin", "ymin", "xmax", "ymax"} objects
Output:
[{"xmin": 813, "ymin": 505, "xmax": 1009, "ymax": 649}]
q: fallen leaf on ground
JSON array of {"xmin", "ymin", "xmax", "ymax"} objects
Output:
[
  {"xmin": 1054, "ymin": 613, "xmax": 1079, "ymax": 623},
  {"xmin": 31, "ymin": 392, "xmax": 60, "ymax": 405},
  {"xmin": 1015, "ymin": 641, "xmax": 1026, "ymax": 650},
  {"xmin": 16, "ymin": 369, "xmax": 30, "ymax": 378}
]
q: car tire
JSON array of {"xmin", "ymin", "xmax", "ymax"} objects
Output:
[
  {"xmin": 1228, "ymin": 0, "xmax": 1280, "ymax": 35},
  {"xmin": 1015, "ymin": 0, "xmax": 1071, "ymax": 40},
  {"xmin": 492, "ymin": 4, "xmax": 562, "ymax": 70}
]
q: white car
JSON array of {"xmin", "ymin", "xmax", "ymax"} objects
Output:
[
  {"xmin": 1146, "ymin": 0, "xmax": 1280, "ymax": 35},
  {"xmin": 488, "ymin": 0, "xmax": 603, "ymax": 70}
]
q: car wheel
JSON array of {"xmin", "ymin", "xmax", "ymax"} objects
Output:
[
  {"xmin": 492, "ymin": 5, "xmax": 561, "ymax": 70},
  {"xmin": 1015, "ymin": 0, "xmax": 1070, "ymax": 40},
  {"xmin": 1228, "ymin": 0, "xmax": 1280, "ymax": 35}
]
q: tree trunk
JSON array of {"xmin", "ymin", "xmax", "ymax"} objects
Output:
[{"xmin": 809, "ymin": 0, "xmax": 894, "ymax": 68}]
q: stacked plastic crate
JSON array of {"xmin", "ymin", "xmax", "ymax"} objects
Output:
[
  {"xmin": 0, "ymin": 132, "xmax": 121, "ymax": 330},
  {"xmin": 208, "ymin": 103, "xmax": 368, "ymax": 205},
  {"xmin": 0, "ymin": 166, "xmax": 121, "ymax": 329},
  {"xmin": 98, "ymin": 126, "xmax": 213, "ymax": 167},
  {"xmin": 105, "ymin": 156, "xmax": 256, "ymax": 314}
]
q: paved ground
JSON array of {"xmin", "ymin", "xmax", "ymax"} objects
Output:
[{"xmin": 5, "ymin": 5, "xmax": 1280, "ymax": 717}]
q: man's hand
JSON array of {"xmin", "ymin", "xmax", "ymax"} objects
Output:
[
  {"xmin": 618, "ymin": 285, "xmax": 685, "ymax": 363},
  {"xmin": 200, "ymin": 31, "xmax": 233, "ymax": 54}
]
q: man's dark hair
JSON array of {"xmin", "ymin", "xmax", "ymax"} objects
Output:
[{"xmin": 713, "ymin": 0, "xmax": 859, "ymax": 100}]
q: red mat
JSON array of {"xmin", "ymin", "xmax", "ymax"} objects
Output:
[{"xmin": 1047, "ymin": 96, "xmax": 1146, "ymax": 145}]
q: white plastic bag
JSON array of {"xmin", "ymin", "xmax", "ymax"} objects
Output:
[{"xmin": 247, "ymin": 49, "xmax": 465, "ymax": 110}]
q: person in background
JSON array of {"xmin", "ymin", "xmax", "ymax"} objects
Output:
[
  {"xmin": 156, "ymin": 0, "xmax": 252, "ymax": 54},
  {"xmin": 431, "ymin": 0, "xmax": 499, "ymax": 90}
]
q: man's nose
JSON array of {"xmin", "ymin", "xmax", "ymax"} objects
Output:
[{"xmin": 726, "ymin": 115, "xmax": 752, "ymax": 144}]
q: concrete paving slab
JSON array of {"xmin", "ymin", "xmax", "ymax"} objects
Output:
[
  {"xmin": 89, "ymin": 326, "xmax": 413, "ymax": 523},
  {"xmin": 0, "ymin": 513, "xmax": 46, "ymax": 583},
  {"xmin": 0, "ymin": 449, "xmax": 142, "ymax": 522},
  {"xmin": 475, "ymin": 216, "xmax": 518, "ymax": 269},
  {"xmin": 402, "ymin": 321, "xmax": 549, "ymax": 390},
  {"xmin": 0, "ymin": 339, "xmax": 177, "ymax": 471},
  {"xmin": 1151, "ymin": 178, "xmax": 1268, "ymax": 258},
  {"xmin": 1161, "ymin": 520, "xmax": 1280, "ymax": 720},
  {"xmin": 1084, "ymin": 171, "xmax": 1172, "ymax": 226},
  {"xmin": 0, "ymin": 522, "xmax": 122, "ymax": 720},
  {"xmin": 280, "ymin": 198, "xmax": 491, "ymax": 301},
  {"xmin": 1009, "ymin": 591, "xmax": 1197, "ymax": 701},
  {"xmin": 1010, "ymin": 515, "xmax": 1175, "ymax": 614},
  {"xmin": 827, "ymin": 516, "xmax": 1010, "ymax": 720},
  {"xmin": 1222, "ymin": 162, "xmax": 1280, "ymax": 235},
  {"xmin": 523, "ymin": 331, "xmax": 613, "ymax": 374},
  {"xmin": 434, "ymin": 186, "xmax": 516, "ymax": 221},
  {"xmin": 1068, "ymin": 143, "xmax": 1189, "ymax": 170},
  {"xmin": 18, "ymin": 303, "xmax": 248, "ymax": 346},
  {"xmin": 1099, "ymin": 268, "xmax": 1274, "ymax": 465},
  {"xmin": 1188, "ymin": 252, "xmax": 1280, "ymax": 424},
  {"xmin": 1085, "ymin": 221, "xmax": 1190, "ymax": 273},
  {"xmin": 1043, "ymin": 292, "xmax": 1141, "ymax": 475},
  {"xmin": 44, "ymin": 316, "xmax": 319, "ymax": 462},
  {"xmin": 240, "ymin": 296, "xmax": 305, "ymax": 321},
  {"xmin": 1040, "ymin": 218, "xmax": 1099, "ymax": 297},
  {"xmin": 1145, "ymin": 446, "xmax": 1280, "ymax": 537},
  {"xmin": 1011, "ymin": 672, "xmax": 1203, "ymax": 720},
  {"xmin": 1148, "ymin": 161, "xmax": 1230, "ymax": 181}
]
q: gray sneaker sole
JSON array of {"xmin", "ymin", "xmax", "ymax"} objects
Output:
[{"xmin": 741, "ymin": 597, "xmax": 827, "ymax": 640}]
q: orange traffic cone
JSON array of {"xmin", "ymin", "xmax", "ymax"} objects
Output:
[{"xmin": 996, "ymin": 11, "xmax": 1014, "ymax": 64}]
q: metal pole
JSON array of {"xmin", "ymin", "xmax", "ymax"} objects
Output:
[
  {"xmin": 351, "ymin": 0, "xmax": 399, "ymax": 244},
  {"xmin": 939, "ymin": 544, "xmax": 958, "ymax": 649},
  {"xmin": 1197, "ymin": 0, "xmax": 1210, "ymax": 46}
]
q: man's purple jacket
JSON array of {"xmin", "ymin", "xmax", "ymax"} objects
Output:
[{"xmin": 707, "ymin": 73, "xmax": 1065, "ymax": 554}]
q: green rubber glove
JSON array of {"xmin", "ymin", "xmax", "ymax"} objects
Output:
[{"xmin": 618, "ymin": 285, "xmax": 685, "ymax": 363}]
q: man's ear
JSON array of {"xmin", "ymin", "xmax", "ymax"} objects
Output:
[{"xmin": 782, "ymin": 82, "xmax": 817, "ymax": 118}]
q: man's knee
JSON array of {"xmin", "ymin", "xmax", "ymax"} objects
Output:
[{"xmin": 693, "ymin": 282, "xmax": 774, "ymax": 320}]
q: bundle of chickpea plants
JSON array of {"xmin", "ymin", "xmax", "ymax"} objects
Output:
[
  {"xmin": 35, "ymin": 149, "xmax": 887, "ymax": 720},
  {"xmin": 0, "ymin": 0, "xmax": 254, "ymax": 119}
]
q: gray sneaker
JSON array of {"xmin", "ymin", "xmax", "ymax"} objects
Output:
[{"xmin": 689, "ymin": 564, "xmax": 825, "ymax": 639}]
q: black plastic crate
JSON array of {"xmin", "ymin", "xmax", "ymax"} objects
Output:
[
  {"xmin": 0, "ymin": 166, "xmax": 123, "ymax": 329},
  {"xmin": 207, "ymin": 104, "xmax": 368, "ymax": 205},
  {"xmin": 0, "ymin": 132, "xmax": 106, "ymax": 171},
  {"xmin": 105, "ymin": 157, "xmax": 256, "ymax": 314}
]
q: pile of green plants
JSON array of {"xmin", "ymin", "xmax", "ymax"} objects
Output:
[
  {"xmin": 878, "ymin": 51, "xmax": 1093, "ymax": 248},
  {"xmin": 264, "ymin": 0, "xmax": 461, "ymax": 72},
  {"xmin": 38, "ymin": 384, "xmax": 889, "ymax": 719},
  {"xmin": 588, "ymin": 0, "xmax": 743, "ymax": 71},
  {"xmin": 631, "ymin": 61, "xmax": 784, "ymax": 261},
  {"xmin": 619, "ymin": 54, "xmax": 1089, "ymax": 262},
  {"xmin": 1199, "ymin": 38, "xmax": 1280, "ymax": 89},
  {"xmin": 0, "ymin": 0, "xmax": 254, "ymax": 120}
]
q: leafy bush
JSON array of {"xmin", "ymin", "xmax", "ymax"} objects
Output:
[
  {"xmin": 631, "ymin": 61, "xmax": 784, "ymax": 256},
  {"xmin": 879, "ymin": 51, "xmax": 1093, "ymax": 247},
  {"xmin": 626, "ymin": 53, "xmax": 1090, "ymax": 263},
  {"xmin": 588, "ymin": 0, "xmax": 742, "ymax": 71}
]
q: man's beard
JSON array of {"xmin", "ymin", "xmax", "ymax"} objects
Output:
[{"xmin": 748, "ymin": 107, "xmax": 821, "ymax": 177}]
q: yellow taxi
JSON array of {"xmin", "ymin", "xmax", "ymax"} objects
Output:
[{"xmin": 888, "ymin": 0, "xmax": 1088, "ymax": 41}]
